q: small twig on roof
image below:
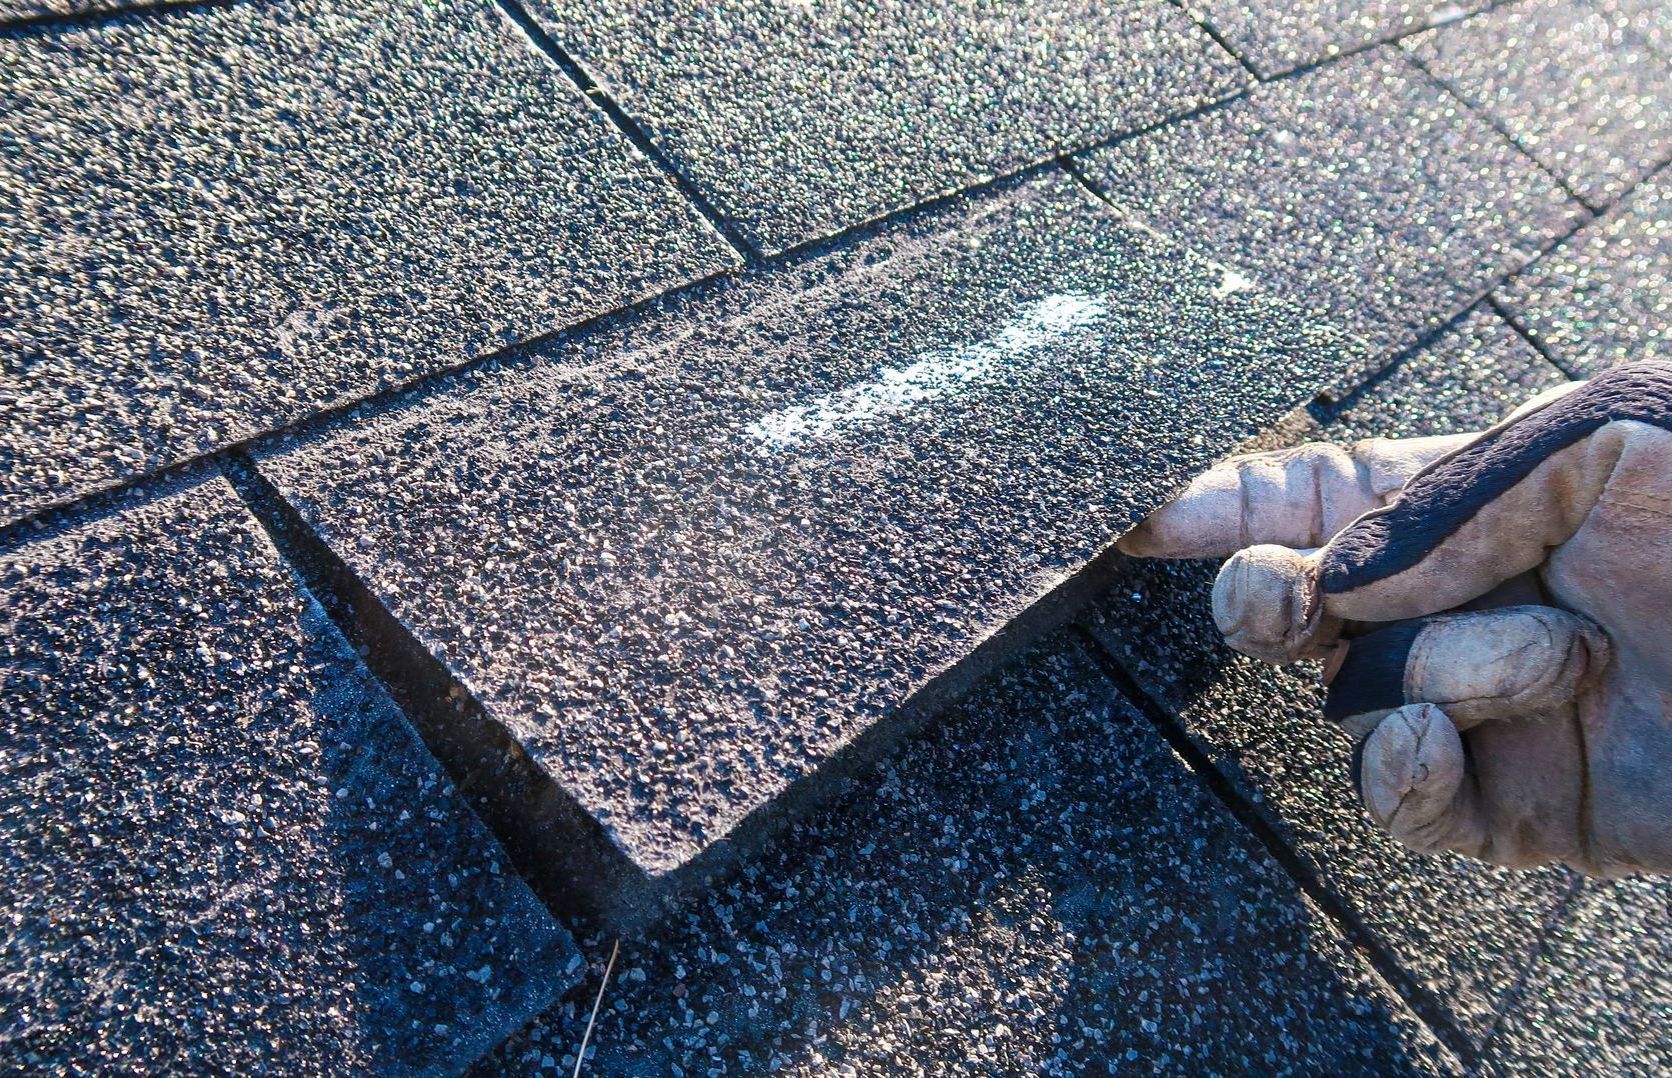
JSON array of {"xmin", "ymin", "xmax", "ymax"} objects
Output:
[{"xmin": 572, "ymin": 938, "xmax": 620, "ymax": 1078}]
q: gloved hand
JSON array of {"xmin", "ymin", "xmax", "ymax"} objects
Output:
[{"xmin": 1117, "ymin": 363, "xmax": 1672, "ymax": 877}]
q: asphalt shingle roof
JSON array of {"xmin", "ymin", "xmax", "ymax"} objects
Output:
[{"xmin": 1, "ymin": 0, "xmax": 1668, "ymax": 1070}]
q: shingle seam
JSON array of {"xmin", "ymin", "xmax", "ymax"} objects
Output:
[
  {"xmin": 0, "ymin": 0, "xmax": 234, "ymax": 33},
  {"xmin": 1071, "ymin": 622, "xmax": 1476, "ymax": 1067},
  {"xmin": 1486, "ymin": 154, "xmax": 1671, "ymax": 378},
  {"xmin": 1308, "ymin": 300, "xmax": 1554, "ymax": 428},
  {"xmin": 219, "ymin": 453, "xmax": 648, "ymax": 931},
  {"xmin": 0, "ymin": 165, "xmax": 1052, "ymax": 549},
  {"xmin": 1484, "ymin": 294, "xmax": 1589, "ymax": 382},
  {"xmin": 1215, "ymin": 0, "xmax": 1519, "ymax": 82},
  {"xmin": 1471, "ymin": 875, "xmax": 1588, "ymax": 1066},
  {"xmin": 1397, "ymin": 49, "xmax": 1601, "ymax": 214},
  {"xmin": 1161, "ymin": 0, "xmax": 1261, "ymax": 80},
  {"xmin": 491, "ymin": 0, "xmax": 759, "ymax": 265}
]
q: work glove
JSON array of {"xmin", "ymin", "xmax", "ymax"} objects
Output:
[{"xmin": 1117, "ymin": 362, "xmax": 1672, "ymax": 877}]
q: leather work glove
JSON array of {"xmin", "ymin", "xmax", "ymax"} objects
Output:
[{"xmin": 1116, "ymin": 362, "xmax": 1672, "ymax": 877}]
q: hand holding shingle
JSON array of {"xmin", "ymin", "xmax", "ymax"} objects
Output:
[{"xmin": 1118, "ymin": 364, "xmax": 1672, "ymax": 877}]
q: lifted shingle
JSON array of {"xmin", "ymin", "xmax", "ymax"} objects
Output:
[
  {"xmin": 1082, "ymin": 309, "xmax": 1574, "ymax": 1053},
  {"xmin": 487, "ymin": 638, "xmax": 1458, "ymax": 1073},
  {"xmin": 0, "ymin": 0, "xmax": 734, "ymax": 527},
  {"xmin": 255, "ymin": 170, "xmax": 1361, "ymax": 923},
  {"xmin": 0, "ymin": 473, "xmax": 577, "ymax": 1072}
]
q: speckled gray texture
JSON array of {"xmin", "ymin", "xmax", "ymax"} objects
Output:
[
  {"xmin": 521, "ymin": 0, "xmax": 1246, "ymax": 252},
  {"xmin": 1325, "ymin": 306, "xmax": 1571, "ymax": 438},
  {"xmin": 1083, "ymin": 311, "xmax": 1574, "ymax": 1052},
  {"xmin": 1192, "ymin": 0, "xmax": 1486, "ymax": 77},
  {"xmin": 1077, "ymin": 50, "xmax": 1583, "ymax": 385},
  {"xmin": 1481, "ymin": 877, "xmax": 1672, "ymax": 1074},
  {"xmin": 482, "ymin": 639, "xmax": 1457, "ymax": 1075},
  {"xmin": 1496, "ymin": 173, "xmax": 1671, "ymax": 376},
  {"xmin": 0, "ymin": 0, "xmax": 734, "ymax": 528},
  {"xmin": 0, "ymin": 0, "xmax": 214, "ymax": 22},
  {"xmin": 256, "ymin": 171, "xmax": 1358, "ymax": 888},
  {"xmin": 0, "ymin": 473, "xmax": 579, "ymax": 1072},
  {"xmin": 1406, "ymin": 0, "xmax": 1672, "ymax": 208},
  {"xmin": 1591, "ymin": 0, "xmax": 1672, "ymax": 59}
]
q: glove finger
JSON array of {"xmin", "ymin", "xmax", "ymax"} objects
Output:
[
  {"xmin": 1210, "ymin": 544, "xmax": 1341, "ymax": 665},
  {"xmin": 1355, "ymin": 703, "xmax": 1488, "ymax": 859},
  {"xmin": 1326, "ymin": 607, "xmax": 1608, "ymax": 735},
  {"xmin": 1117, "ymin": 436, "xmax": 1469, "ymax": 560}
]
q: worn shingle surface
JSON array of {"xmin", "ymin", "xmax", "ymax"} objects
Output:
[
  {"xmin": 1193, "ymin": 0, "xmax": 1486, "ymax": 77},
  {"xmin": 1496, "ymin": 173, "xmax": 1671, "ymax": 375},
  {"xmin": 1077, "ymin": 51, "xmax": 1582, "ymax": 384},
  {"xmin": 1407, "ymin": 0, "xmax": 1672, "ymax": 207},
  {"xmin": 1483, "ymin": 877, "xmax": 1672, "ymax": 1073},
  {"xmin": 256, "ymin": 172, "xmax": 1357, "ymax": 900},
  {"xmin": 484, "ymin": 639, "xmax": 1456, "ymax": 1075},
  {"xmin": 0, "ymin": 474, "xmax": 578, "ymax": 1073},
  {"xmin": 1082, "ymin": 307, "xmax": 1575, "ymax": 1052},
  {"xmin": 522, "ymin": 0, "xmax": 1246, "ymax": 252},
  {"xmin": 0, "ymin": 0, "xmax": 733, "ymax": 527}
]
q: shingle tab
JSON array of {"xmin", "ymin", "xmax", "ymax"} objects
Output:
[
  {"xmin": 1192, "ymin": 0, "xmax": 1488, "ymax": 78},
  {"xmin": 1496, "ymin": 173, "xmax": 1671, "ymax": 376},
  {"xmin": 1083, "ymin": 309, "xmax": 1573, "ymax": 1050},
  {"xmin": 1076, "ymin": 51, "xmax": 1583, "ymax": 387},
  {"xmin": 0, "ymin": 474, "xmax": 578, "ymax": 1073},
  {"xmin": 255, "ymin": 171, "xmax": 1360, "ymax": 914},
  {"xmin": 520, "ymin": 0, "xmax": 1247, "ymax": 252},
  {"xmin": 1483, "ymin": 878, "xmax": 1672, "ymax": 1072},
  {"xmin": 1406, "ymin": 0, "xmax": 1672, "ymax": 207},
  {"xmin": 0, "ymin": 0, "xmax": 734, "ymax": 527},
  {"xmin": 487, "ymin": 639, "xmax": 1458, "ymax": 1073}
]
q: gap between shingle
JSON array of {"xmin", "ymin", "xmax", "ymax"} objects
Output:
[{"xmin": 1071, "ymin": 622, "xmax": 1477, "ymax": 1067}]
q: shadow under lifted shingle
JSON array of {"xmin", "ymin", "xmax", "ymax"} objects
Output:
[
  {"xmin": 1496, "ymin": 173, "xmax": 1672, "ymax": 377},
  {"xmin": 0, "ymin": 472, "xmax": 577, "ymax": 1074},
  {"xmin": 1082, "ymin": 306, "xmax": 1576, "ymax": 1056},
  {"xmin": 0, "ymin": 0, "xmax": 734, "ymax": 528},
  {"xmin": 1076, "ymin": 49, "xmax": 1584, "ymax": 394},
  {"xmin": 518, "ymin": 0, "xmax": 1247, "ymax": 253},
  {"xmin": 483, "ymin": 636, "xmax": 1458, "ymax": 1075},
  {"xmin": 254, "ymin": 169, "xmax": 1364, "ymax": 927}
]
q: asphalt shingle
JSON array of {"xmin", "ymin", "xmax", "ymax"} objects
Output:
[
  {"xmin": 0, "ymin": 0, "xmax": 734, "ymax": 527},
  {"xmin": 254, "ymin": 170, "xmax": 1360, "ymax": 918},
  {"xmin": 1496, "ymin": 172, "xmax": 1671, "ymax": 376},
  {"xmin": 1324, "ymin": 306, "xmax": 1572, "ymax": 438},
  {"xmin": 0, "ymin": 473, "xmax": 578, "ymax": 1073},
  {"xmin": 1076, "ymin": 50, "xmax": 1583, "ymax": 389},
  {"xmin": 484, "ymin": 638, "xmax": 1457, "ymax": 1075},
  {"xmin": 1191, "ymin": 0, "xmax": 1487, "ymax": 78},
  {"xmin": 1406, "ymin": 0, "xmax": 1672, "ymax": 207},
  {"xmin": 520, "ymin": 0, "xmax": 1247, "ymax": 252},
  {"xmin": 1482, "ymin": 877, "xmax": 1672, "ymax": 1073},
  {"xmin": 1590, "ymin": 0, "xmax": 1672, "ymax": 59},
  {"xmin": 1082, "ymin": 307, "xmax": 1574, "ymax": 1052}
]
